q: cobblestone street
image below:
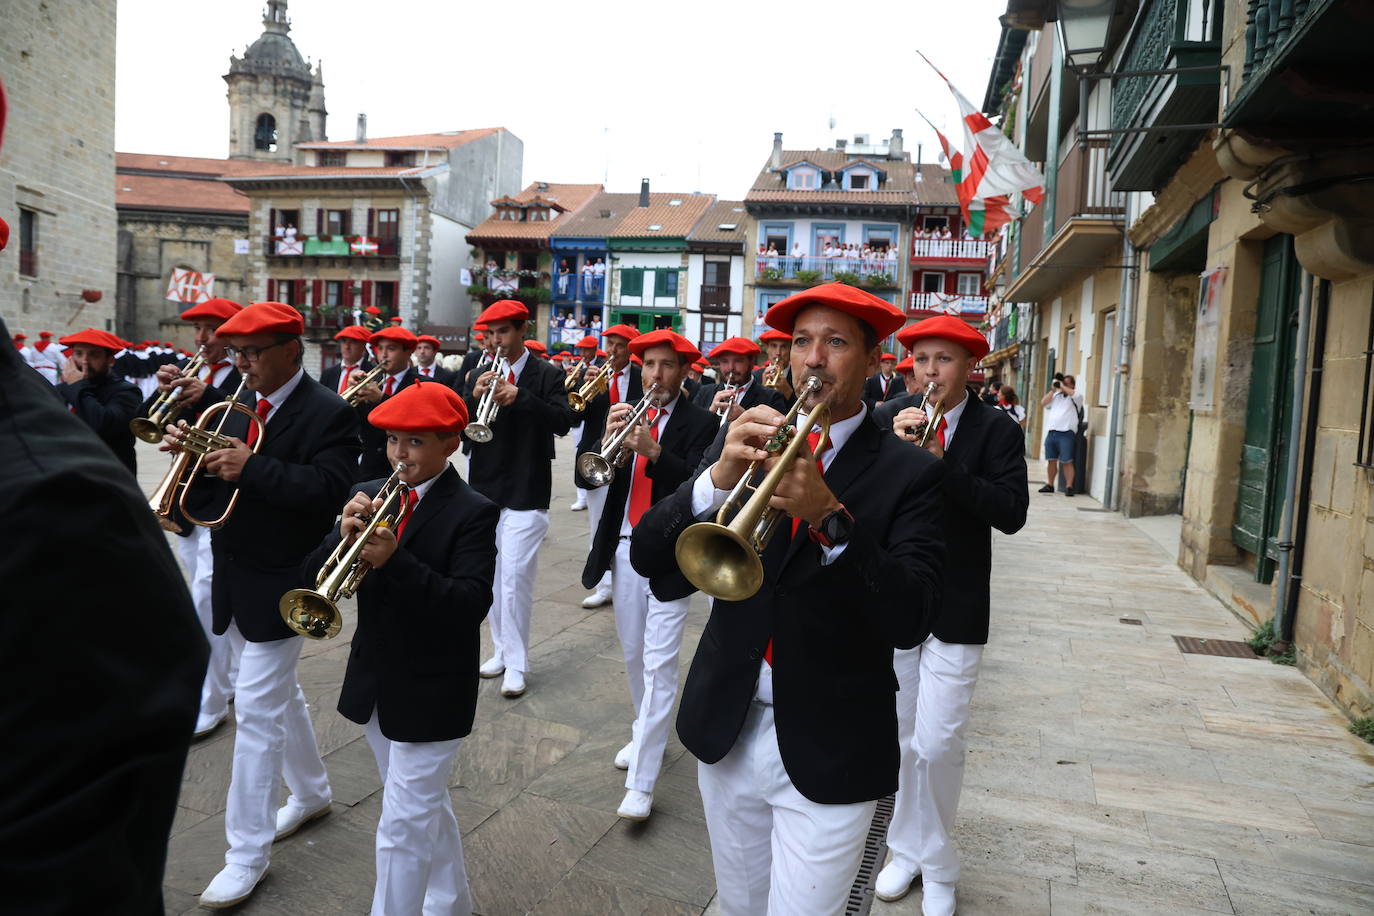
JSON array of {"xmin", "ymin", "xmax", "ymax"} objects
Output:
[{"xmin": 145, "ymin": 443, "xmax": 1374, "ymax": 915}]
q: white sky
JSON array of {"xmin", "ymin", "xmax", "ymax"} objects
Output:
[{"xmin": 116, "ymin": 0, "xmax": 1009, "ymax": 199}]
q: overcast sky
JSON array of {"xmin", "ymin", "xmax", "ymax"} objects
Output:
[{"xmin": 116, "ymin": 0, "xmax": 1009, "ymax": 199}]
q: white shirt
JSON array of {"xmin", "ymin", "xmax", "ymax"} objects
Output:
[
  {"xmin": 203, "ymin": 358, "xmax": 235, "ymax": 389},
  {"xmin": 255, "ymin": 367, "xmax": 305, "ymax": 424},
  {"xmin": 504, "ymin": 347, "xmax": 529, "ymax": 382},
  {"xmin": 619, "ymin": 395, "xmax": 679, "ymax": 537},
  {"xmin": 791, "ymin": 244, "xmax": 803, "ymax": 257},
  {"xmin": 416, "ymin": 363, "xmax": 438, "ymax": 377},
  {"xmin": 382, "ymin": 368, "xmax": 408, "ymax": 394},
  {"xmin": 1044, "ymin": 389, "xmax": 1081, "ymax": 432},
  {"xmin": 938, "ymin": 389, "xmax": 969, "ymax": 448}
]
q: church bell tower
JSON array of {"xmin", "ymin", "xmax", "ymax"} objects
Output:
[{"xmin": 224, "ymin": 0, "xmax": 327, "ymax": 161}]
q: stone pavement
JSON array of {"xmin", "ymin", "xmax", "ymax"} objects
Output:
[{"xmin": 140, "ymin": 441, "xmax": 1374, "ymax": 915}]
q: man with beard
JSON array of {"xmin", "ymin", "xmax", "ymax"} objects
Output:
[{"xmin": 56, "ymin": 328, "xmax": 141, "ymax": 474}]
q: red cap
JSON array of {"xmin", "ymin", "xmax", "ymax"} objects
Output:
[
  {"xmin": 765, "ymin": 282, "xmax": 905, "ymax": 340},
  {"xmin": 369, "ymin": 326, "xmax": 419, "ymax": 349},
  {"xmin": 39, "ymin": 331, "xmax": 52, "ymax": 339},
  {"xmin": 477, "ymin": 299, "xmax": 529, "ymax": 324},
  {"xmin": 524, "ymin": 339, "xmax": 548, "ymax": 354},
  {"xmin": 551, "ymin": 351, "xmax": 569, "ymax": 361},
  {"xmin": 709, "ymin": 336, "xmax": 761, "ymax": 359},
  {"xmin": 416, "ymin": 334, "xmax": 441, "ymax": 349},
  {"xmin": 59, "ymin": 328, "xmax": 126, "ymax": 353},
  {"xmin": 758, "ymin": 328, "xmax": 791, "ymax": 343},
  {"xmin": 0, "ymin": 216, "xmax": 8, "ymax": 252},
  {"xmin": 181, "ymin": 298, "xmax": 243, "ymax": 322},
  {"xmin": 389, "ymin": 316, "xmax": 403, "ymax": 325},
  {"xmin": 576, "ymin": 335, "xmax": 599, "ymax": 349},
  {"xmin": 602, "ymin": 323, "xmax": 640, "ymax": 341},
  {"xmin": 629, "ymin": 328, "xmax": 702, "ymax": 364},
  {"xmin": 895, "ymin": 356, "xmax": 915, "ymax": 374},
  {"xmin": 13, "ymin": 333, "xmax": 27, "ymax": 341},
  {"xmin": 216, "ymin": 301, "xmax": 305, "ymax": 337},
  {"xmin": 364, "ymin": 305, "xmax": 382, "ymax": 315},
  {"xmin": 596, "ymin": 349, "xmax": 607, "ymax": 359},
  {"xmin": 335, "ymin": 325, "xmax": 372, "ymax": 342},
  {"xmin": 692, "ymin": 359, "xmax": 708, "ymax": 371},
  {"xmin": 881, "ymin": 352, "xmax": 897, "ymax": 361},
  {"xmin": 896, "ymin": 314, "xmax": 990, "ymax": 360},
  {"xmin": 368, "ymin": 379, "xmax": 469, "ymax": 434},
  {"xmin": 473, "ymin": 321, "xmax": 489, "ymax": 331}
]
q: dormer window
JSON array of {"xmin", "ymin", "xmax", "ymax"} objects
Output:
[
  {"xmin": 786, "ymin": 166, "xmax": 820, "ymax": 190},
  {"xmin": 317, "ymin": 150, "xmax": 346, "ymax": 167},
  {"xmin": 850, "ymin": 173, "xmax": 869, "ymax": 190},
  {"xmin": 384, "ymin": 151, "xmax": 416, "ymax": 167}
]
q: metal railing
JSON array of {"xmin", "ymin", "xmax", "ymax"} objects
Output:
[
  {"xmin": 266, "ymin": 235, "xmax": 400, "ymax": 257},
  {"xmin": 552, "ymin": 274, "xmax": 607, "ymax": 303},
  {"xmin": 909, "ymin": 292, "xmax": 989, "ymax": 315},
  {"xmin": 755, "ymin": 255, "xmax": 901, "ymax": 285},
  {"xmin": 911, "ymin": 238, "xmax": 993, "ymax": 260}
]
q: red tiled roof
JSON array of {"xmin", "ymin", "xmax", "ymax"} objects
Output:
[
  {"xmin": 116, "ymin": 152, "xmax": 269, "ymax": 177},
  {"xmin": 746, "ymin": 148, "xmax": 918, "ymax": 206},
  {"xmin": 687, "ymin": 200, "xmax": 749, "ymax": 243},
  {"xmin": 554, "ymin": 192, "xmax": 642, "ymax": 238},
  {"xmin": 117, "ymin": 172, "xmax": 249, "ymax": 214},
  {"xmin": 912, "ymin": 164, "xmax": 961, "ymax": 206},
  {"xmin": 296, "ymin": 128, "xmax": 503, "ymax": 151},
  {"xmin": 466, "ymin": 182, "xmax": 604, "ymax": 242},
  {"xmin": 221, "ymin": 163, "xmax": 438, "ymax": 182},
  {"xmin": 614, "ymin": 193, "xmax": 716, "ymax": 237}
]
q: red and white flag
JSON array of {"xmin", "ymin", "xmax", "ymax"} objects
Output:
[{"xmin": 166, "ymin": 268, "xmax": 215, "ymax": 304}]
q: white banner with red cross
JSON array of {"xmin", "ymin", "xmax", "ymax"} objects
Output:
[{"xmin": 165, "ymin": 268, "xmax": 215, "ymax": 304}]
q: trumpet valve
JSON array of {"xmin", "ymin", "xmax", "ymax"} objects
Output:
[{"xmin": 180, "ymin": 427, "xmax": 234, "ymax": 455}]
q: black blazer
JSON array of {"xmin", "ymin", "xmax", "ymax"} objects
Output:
[
  {"xmin": 862, "ymin": 372, "xmax": 902, "ymax": 409},
  {"xmin": 873, "ymin": 390, "xmax": 1028, "ymax": 644},
  {"xmin": 581, "ymin": 396, "xmax": 717, "ymax": 588},
  {"xmin": 357, "ymin": 367, "xmax": 420, "ymax": 481},
  {"xmin": 573, "ymin": 363, "xmax": 642, "ymax": 489},
  {"xmin": 319, "ymin": 358, "xmax": 374, "ymax": 397},
  {"xmin": 691, "ymin": 380, "xmax": 787, "ymax": 415},
  {"xmin": 631, "ymin": 416, "xmax": 947, "ymax": 805},
  {"xmin": 199, "ymin": 374, "xmax": 363, "ymax": 641},
  {"xmin": 0, "ymin": 317, "xmax": 206, "ymax": 914},
  {"xmin": 414, "ymin": 363, "xmax": 458, "ymax": 388},
  {"xmin": 307, "ymin": 465, "xmax": 499, "ymax": 743},
  {"xmin": 56, "ymin": 374, "xmax": 142, "ymax": 475},
  {"xmin": 463, "ymin": 355, "xmax": 574, "ymax": 511},
  {"xmin": 683, "ymin": 377, "xmax": 701, "ymax": 400}
]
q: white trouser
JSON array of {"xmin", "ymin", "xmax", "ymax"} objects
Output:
[
  {"xmin": 584, "ymin": 484, "xmax": 612, "ymax": 595},
  {"xmin": 175, "ymin": 526, "xmax": 238, "ymax": 719},
  {"xmin": 570, "ymin": 423, "xmax": 586, "ymax": 507},
  {"xmin": 886, "ymin": 635, "xmax": 984, "ymax": 884},
  {"xmin": 611, "ymin": 539, "xmax": 690, "ymax": 793},
  {"xmin": 698, "ymin": 700, "xmax": 875, "ymax": 916},
  {"xmin": 223, "ymin": 622, "xmax": 332, "ymax": 870},
  {"xmin": 487, "ymin": 508, "xmax": 549, "ymax": 675},
  {"xmin": 364, "ymin": 712, "xmax": 470, "ymax": 916}
]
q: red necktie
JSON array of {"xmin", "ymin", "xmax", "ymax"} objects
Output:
[
  {"xmin": 203, "ymin": 361, "xmax": 230, "ymax": 380},
  {"xmin": 394, "ymin": 488, "xmax": 419, "ymax": 539},
  {"xmin": 936, "ymin": 416, "xmax": 948, "ymax": 449},
  {"xmin": 507, "ymin": 368, "xmax": 516, "ymax": 385},
  {"xmin": 247, "ymin": 397, "xmax": 271, "ymax": 446},
  {"xmin": 610, "ymin": 370, "xmax": 622, "ymax": 405},
  {"xmin": 338, "ymin": 364, "xmax": 357, "ymax": 394},
  {"xmin": 384, "ymin": 376, "xmax": 395, "ymax": 397},
  {"xmin": 421, "ymin": 366, "xmax": 432, "ymax": 377},
  {"xmin": 770, "ymin": 431, "xmax": 829, "ymax": 666},
  {"xmin": 626, "ymin": 408, "xmax": 661, "ymax": 526}
]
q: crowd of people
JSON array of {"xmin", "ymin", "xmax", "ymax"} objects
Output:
[
  {"xmin": 555, "ymin": 257, "xmax": 607, "ymax": 299},
  {"xmin": 756, "ymin": 239, "xmax": 900, "ymax": 276}
]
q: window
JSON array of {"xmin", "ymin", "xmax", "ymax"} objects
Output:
[
  {"xmin": 1098, "ymin": 311, "xmax": 1116, "ymax": 407},
  {"xmin": 789, "ymin": 169, "xmax": 818, "ymax": 190},
  {"xmin": 325, "ymin": 280, "xmax": 344, "ymax": 307},
  {"xmin": 922, "ymin": 216, "xmax": 948, "ymax": 233},
  {"xmin": 1358, "ymin": 299, "xmax": 1374, "ymax": 468},
  {"xmin": 864, "ymin": 226, "xmax": 895, "ymax": 250},
  {"xmin": 702, "ymin": 317, "xmax": 727, "ymax": 351},
  {"xmin": 18, "ymin": 208, "xmax": 37, "ymax": 277},
  {"xmin": 325, "ymin": 209, "xmax": 350, "ymax": 237},
  {"xmin": 956, "ymin": 273, "xmax": 982, "ymax": 295},
  {"xmin": 273, "ymin": 279, "xmax": 298, "ymax": 305},
  {"xmin": 317, "ymin": 150, "xmax": 347, "ymax": 167},
  {"xmin": 922, "ymin": 272, "xmax": 945, "ymax": 293},
  {"xmin": 762, "ymin": 223, "xmax": 791, "ymax": 253},
  {"xmin": 254, "ymin": 113, "xmax": 277, "ymax": 152},
  {"xmin": 814, "ymin": 225, "xmax": 844, "ymax": 251},
  {"xmin": 373, "ymin": 209, "xmax": 399, "ymax": 239},
  {"xmin": 703, "ymin": 260, "xmax": 730, "ymax": 287},
  {"xmin": 1064, "ymin": 326, "xmax": 1077, "ymax": 374},
  {"xmin": 654, "ymin": 269, "xmax": 679, "ymax": 298},
  {"xmin": 374, "ymin": 281, "xmax": 397, "ymax": 312},
  {"xmin": 621, "ymin": 268, "xmax": 644, "ymax": 297},
  {"xmin": 384, "ymin": 151, "xmax": 416, "ymax": 167},
  {"xmin": 849, "ymin": 173, "xmax": 869, "ymax": 190},
  {"xmin": 270, "ymin": 208, "xmax": 300, "ymax": 237}
]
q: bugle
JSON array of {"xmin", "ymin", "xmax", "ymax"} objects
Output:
[
  {"xmin": 576, "ymin": 383, "xmax": 661, "ymax": 488},
  {"xmin": 130, "ymin": 346, "xmax": 208, "ymax": 443},
  {"xmin": 279, "ymin": 463, "xmax": 411, "ymax": 640},
  {"xmin": 340, "ymin": 364, "xmax": 386, "ymax": 406},
  {"xmin": 761, "ymin": 360, "xmax": 787, "ymax": 391},
  {"xmin": 568, "ymin": 361, "xmax": 611, "ymax": 412},
  {"xmin": 465, "ymin": 355, "xmax": 510, "ymax": 443},
  {"xmin": 176, "ymin": 378, "xmax": 266, "ymax": 530},
  {"xmin": 902, "ymin": 382, "xmax": 947, "ymax": 447},
  {"xmin": 675, "ymin": 376, "xmax": 831, "ymax": 600}
]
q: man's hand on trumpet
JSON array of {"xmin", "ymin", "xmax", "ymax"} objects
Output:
[
  {"xmin": 891, "ymin": 405, "xmax": 944, "ymax": 457},
  {"xmin": 767, "ymin": 436, "xmax": 842, "ymax": 529},
  {"xmin": 605, "ymin": 400, "xmax": 661, "ymax": 462},
  {"xmin": 339, "ymin": 492, "xmax": 399, "ymax": 568},
  {"xmin": 201, "ymin": 437, "xmax": 252, "ymax": 481},
  {"xmin": 710, "ymin": 404, "xmax": 783, "ymax": 489}
]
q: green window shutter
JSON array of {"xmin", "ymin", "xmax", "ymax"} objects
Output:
[
  {"xmin": 622, "ymin": 268, "xmax": 643, "ymax": 297},
  {"xmin": 653, "ymin": 269, "xmax": 669, "ymax": 297}
]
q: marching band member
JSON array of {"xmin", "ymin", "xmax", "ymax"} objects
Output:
[
  {"xmin": 632, "ymin": 283, "xmax": 947, "ymax": 915},
  {"xmin": 524, "ymin": 339, "xmax": 549, "ymax": 360},
  {"xmin": 574, "ymin": 323, "xmax": 641, "ymax": 609},
  {"xmin": 362, "ymin": 304, "xmax": 385, "ymax": 333},
  {"xmin": 56, "ymin": 328, "xmax": 141, "ymax": 474},
  {"xmin": 456, "ymin": 327, "xmax": 491, "ymax": 389},
  {"xmin": 27, "ymin": 330, "xmax": 65, "ymax": 384},
  {"xmin": 12, "ymin": 331, "xmax": 31, "ymax": 358},
  {"xmin": 353, "ymin": 325, "xmax": 420, "ymax": 481},
  {"xmin": 862, "ymin": 351, "xmax": 901, "ymax": 409},
  {"xmin": 683, "ymin": 358, "xmax": 706, "ymax": 399},
  {"xmin": 173, "ymin": 302, "xmax": 361, "ymax": 908},
  {"xmin": 567, "ymin": 334, "xmax": 601, "ymax": 512},
  {"xmin": 320, "ymin": 325, "xmax": 375, "ymax": 396},
  {"xmin": 304, "ymin": 381, "xmax": 497, "ymax": 916},
  {"xmin": 581, "ymin": 329, "xmax": 716, "ymax": 820},
  {"xmin": 753, "ymin": 327, "xmax": 793, "ymax": 398},
  {"xmin": 149, "ymin": 296, "xmax": 244, "ymax": 738},
  {"xmin": 895, "ymin": 354, "xmax": 921, "ymax": 395},
  {"xmin": 870, "ymin": 315, "xmax": 1028, "ymax": 914},
  {"xmin": 691, "ymin": 337, "xmax": 786, "ymax": 423},
  {"xmin": 414, "ymin": 334, "xmax": 458, "ymax": 385},
  {"xmin": 463, "ymin": 299, "xmax": 574, "ymax": 699}
]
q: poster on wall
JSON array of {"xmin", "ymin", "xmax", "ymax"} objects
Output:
[
  {"xmin": 1189, "ymin": 266, "xmax": 1225, "ymax": 411},
  {"xmin": 166, "ymin": 268, "xmax": 215, "ymax": 305}
]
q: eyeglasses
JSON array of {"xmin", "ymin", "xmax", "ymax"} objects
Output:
[{"xmin": 225, "ymin": 340, "xmax": 289, "ymax": 362}]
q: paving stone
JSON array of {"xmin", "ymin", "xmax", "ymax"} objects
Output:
[
  {"xmin": 531, "ymin": 873, "xmax": 702, "ymax": 915},
  {"xmin": 1070, "ymin": 836, "xmax": 1233, "ymax": 913},
  {"xmin": 575, "ymin": 811, "xmax": 716, "ymax": 907},
  {"xmin": 1217, "ymin": 860, "xmax": 1374, "ymax": 916}
]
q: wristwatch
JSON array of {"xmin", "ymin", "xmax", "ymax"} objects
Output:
[{"xmin": 810, "ymin": 504, "xmax": 855, "ymax": 548}]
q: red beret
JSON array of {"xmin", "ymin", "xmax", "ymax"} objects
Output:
[
  {"xmin": 477, "ymin": 299, "xmax": 529, "ymax": 324},
  {"xmin": 881, "ymin": 352, "xmax": 897, "ymax": 361},
  {"xmin": 473, "ymin": 321, "xmax": 489, "ymax": 331},
  {"xmin": 896, "ymin": 314, "xmax": 990, "ymax": 360},
  {"xmin": 369, "ymin": 326, "xmax": 418, "ymax": 349},
  {"xmin": 895, "ymin": 356, "xmax": 915, "ymax": 374},
  {"xmin": 758, "ymin": 328, "xmax": 791, "ymax": 343},
  {"xmin": 630, "ymin": 329, "xmax": 702, "ymax": 364},
  {"xmin": 59, "ymin": 328, "xmax": 125, "ymax": 353},
  {"xmin": 416, "ymin": 334, "xmax": 441, "ymax": 349},
  {"xmin": 473, "ymin": 332, "xmax": 485, "ymax": 341},
  {"xmin": 596, "ymin": 349, "xmax": 607, "ymax": 359},
  {"xmin": 709, "ymin": 336, "xmax": 761, "ymax": 359},
  {"xmin": 364, "ymin": 305, "xmax": 382, "ymax": 315},
  {"xmin": 692, "ymin": 359, "xmax": 708, "ymax": 371},
  {"xmin": 13, "ymin": 333, "xmax": 27, "ymax": 341},
  {"xmin": 524, "ymin": 339, "xmax": 548, "ymax": 354},
  {"xmin": 335, "ymin": 325, "xmax": 372, "ymax": 342},
  {"xmin": 576, "ymin": 336, "xmax": 599, "ymax": 349},
  {"xmin": 181, "ymin": 298, "xmax": 243, "ymax": 322},
  {"xmin": 0, "ymin": 216, "xmax": 8, "ymax": 252},
  {"xmin": 551, "ymin": 351, "xmax": 569, "ymax": 361},
  {"xmin": 602, "ymin": 323, "xmax": 640, "ymax": 341},
  {"xmin": 630, "ymin": 354, "xmax": 643, "ymax": 365},
  {"xmin": 765, "ymin": 282, "xmax": 905, "ymax": 339},
  {"xmin": 39, "ymin": 331, "xmax": 52, "ymax": 339},
  {"xmin": 390, "ymin": 316, "xmax": 403, "ymax": 325},
  {"xmin": 216, "ymin": 301, "xmax": 305, "ymax": 337},
  {"xmin": 368, "ymin": 378, "xmax": 469, "ymax": 434}
]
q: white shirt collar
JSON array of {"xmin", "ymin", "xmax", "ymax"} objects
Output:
[
  {"xmin": 407, "ymin": 465, "xmax": 447, "ymax": 504},
  {"xmin": 256, "ymin": 367, "xmax": 305, "ymax": 418},
  {"xmin": 799, "ymin": 402, "xmax": 868, "ymax": 472},
  {"xmin": 505, "ymin": 347, "xmax": 529, "ymax": 379},
  {"xmin": 940, "ymin": 388, "xmax": 970, "ymax": 446}
]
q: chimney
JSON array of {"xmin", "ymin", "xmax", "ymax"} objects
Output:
[
  {"xmin": 770, "ymin": 132, "xmax": 783, "ymax": 170},
  {"xmin": 836, "ymin": 138, "xmax": 848, "ymax": 151},
  {"xmin": 639, "ymin": 178, "xmax": 650, "ymax": 207},
  {"xmin": 356, "ymin": 113, "xmax": 367, "ymax": 143},
  {"xmin": 890, "ymin": 128, "xmax": 904, "ymax": 159}
]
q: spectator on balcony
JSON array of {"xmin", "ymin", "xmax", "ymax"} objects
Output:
[
  {"xmin": 580, "ymin": 259, "xmax": 593, "ymax": 295},
  {"xmin": 592, "ymin": 258, "xmax": 607, "ymax": 296},
  {"xmin": 764, "ymin": 243, "xmax": 780, "ymax": 262},
  {"xmin": 822, "ymin": 241, "xmax": 837, "ymax": 259},
  {"xmin": 557, "ymin": 259, "xmax": 572, "ymax": 297},
  {"xmin": 756, "ymin": 244, "xmax": 768, "ymax": 273},
  {"xmin": 790, "ymin": 241, "xmax": 804, "ymax": 272},
  {"xmin": 886, "ymin": 244, "xmax": 899, "ymax": 263},
  {"xmin": 589, "ymin": 314, "xmax": 603, "ymax": 336}
]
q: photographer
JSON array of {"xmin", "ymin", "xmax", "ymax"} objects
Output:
[{"xmin": 1038, "ymin": 373, "xmax": 1082, "ymax": 496}]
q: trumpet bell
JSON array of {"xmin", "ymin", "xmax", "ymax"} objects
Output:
[
  {"xmin": 567, "ymin": 391, "xmax": 589, "ymax": 412},
  {"xmin": 130, "ymin": 416, "xmax": 166, "ymax": 444},
  {"xmin": 464, "ymin": 423, "xmax": 493, "ymax": 444},
  {"xmin": 279, "ymin": 588, "xmax": 343, "ymax": 640},
  {"xmin": 674, "ymin": 521, "xmax": 765, "ymax": 602},
  {"xmin": 577, "ymin": 452, "xmax": 614, "ymax": 488}
]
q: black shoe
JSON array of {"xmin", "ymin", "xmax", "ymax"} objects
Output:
[
  {"xmin": 1065, "ymin": 487, "xmax": 1075, "ymax": 497},
  {"xmin": 1038, "ymin": 484, "xmax": 1054, "ymax": 493}
]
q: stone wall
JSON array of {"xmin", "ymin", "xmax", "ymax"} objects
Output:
[{"xmin": 0, "ymin": 0, "xmax": 117, "ymax": 337}]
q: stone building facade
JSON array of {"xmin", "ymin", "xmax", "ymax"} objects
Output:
[
  {"xmin": 225, "ymin": 0, "xmax": 325, "ymax": 162},
  {"xmin": 0, "ymin": 0, "xmax": 117, "ymax": 338}
]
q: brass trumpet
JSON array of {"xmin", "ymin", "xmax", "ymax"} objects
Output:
[
  {"xmin": 716, "ymin": 381, "xmax": 740, "ymax": 428},
  {"xmin": 340, "ymin": 364, "xmax": 386, "ymax": 406},
  {"xmin": 280, "ymin": 463, "xmax": 411, "ymax": 640},
  {"xmin": 905, "ymin": 382, "xmax": 947, "ymax": 447},
  {"xmin": 675, "ymin": 376, "xmax": 831, "ymax": 600},
  {"xmin": 465, "ymin": 355, "xmax": 510, "ymax": 443},
  {"xmin": 148, "ymin": 378, "xmax": 266, "ymax": 532},
  {"xmin": 761, "ymin": 360, "xmax": 787, "ymax": 391},
  {"xmin": 563, "ymin": 357, "xmax": 588, "ymax": 391},
  {"xmin": 576, "ymin": 383, "xmax": 662, "ymax": 488},
  {"xmin": 568, "ymin": 361, "xmax": 611, "ymax": 412},
  {"xmin": 130, "ymin": 346, "xmax": 208, "ymax": 443}
]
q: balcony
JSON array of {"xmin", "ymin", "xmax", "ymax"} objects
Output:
[
  {"xmin": 754, "ymin": 255, "xmax": 901, "ymax": 289},
  {"xmin": 699, "ymin": 284, "xmax": 732, "ymax": 313},
  {"xmin": 552, "ymin": 274, "xmax": 606, "ymax": 304},
  {"xmin": 911, "ymin": 238, "xmax": 992, "ymax": 263},
  {"xmin": 909, "ymin": 292, "xmax": 989, "ymax": 317},
  {"xmin": 265, "ymin": 235, "xmax": 400, "ymax": 259}
]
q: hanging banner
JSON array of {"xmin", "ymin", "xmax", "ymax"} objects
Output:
[
  {"xmin": 1189, "ymin": 267, "xmax": 1225, "ymax": 411},
  {"xmin": 166, "ymin": 268, "xmax": 215, "ymax": 304}
]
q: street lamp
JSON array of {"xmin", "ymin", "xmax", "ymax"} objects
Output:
[{"xmin": 1055, "ymin": 0, "xmax": 1120, "ymax": 74}]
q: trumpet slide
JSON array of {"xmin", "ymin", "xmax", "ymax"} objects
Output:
[
  {"xmin": 464, "ymin": 355, "xmax": 510, "ymax": 443},
  {"xmin": 130, "ymin": 346, "xmax": 208, "ymax": 443},
  {"xmin": 576, "ymin": 383, "xmax": 662, "ymax": 488}
]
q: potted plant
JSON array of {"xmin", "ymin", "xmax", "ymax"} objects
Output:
[
  {"xmin": 795, "ymin": 269, "xmax": 822, "ymax": 284},
  {"xmin": 760, "ymin": 267, "xmax": 784, "ymax": 281},
  {"xmin": 865, "ymin": 272, "xmax": 893, "ymax": 287},
  {"xmin": 833, "ymin": 270, "xmax": 862, "ymax": 286}
]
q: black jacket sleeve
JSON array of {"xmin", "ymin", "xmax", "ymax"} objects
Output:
[
  {"xmin": 943, "ymin": 415, "xmax": 1029, "ymax": 535},
  {"xmin": 60, "ymin": 380, "xmax": 140, "ymax": 438},
  {"xmin": 238, "ymin": 400, "xmax": 359, "ymax": 513},
  {"xmin": 375, "ymin": 502, "xmax": 499, "ymax": 636}
]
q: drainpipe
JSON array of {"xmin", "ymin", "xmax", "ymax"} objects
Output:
[
  {"xmin": 1273, "ymin": 270, "xmax": 1315, "ymax": 642},
  {"xmin": 1103, "ymin": 231, "xmax": 1138, "ymax": 511},
  {"xmin": 1277, "ymin": 277, "xmax": 1328, "ymax": 645},
  {"xmin": 397, "ymin": 176, "xmax": 422, "ymax": 327}
]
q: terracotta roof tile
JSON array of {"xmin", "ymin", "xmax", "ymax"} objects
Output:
[
  {"xmin": 116, "ymin": 152, "xmax": 268, "ymax": 177},
  {"xmin": 465, "ymin": 182, "xmax": 605, "ymax": 242},
  {"xmin": 221, "ymin": 163, "xmax": 438, "ymax": 182},
  {"xmin": 554, "ymin": 192, "xmax": 642, "ymax": 238},
  {"xmin": 912, "ymin": 163, "xmax": 961, "ymax": 206},
  {"xmin": 116, "ymin": 172, "xmax": 249, "ymax": 215},
  {"xmin": 746, "ymin": 148, "xmax": 919, "ymax": 206},
  {"xmin": 687, "ymin": 200, "xmax": 749, "ymax": 243},
  {"xmin": 296, "ymin": 128, "xmax": 503, "ymax": 151},
  {"xmin": 614, "ymin": 193, "xmax": 716, "ymax": 237}
]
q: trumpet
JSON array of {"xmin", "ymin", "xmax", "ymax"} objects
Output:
[
  {"xmin": 147, "ymin": 378, "xmax": 266, "ymax": 532},
  {"xmin": 130, "ymin": 346, "xmax": 208, "ymax": 443},
  {"xmin": 716, "ymin": 381, "xmax": 740, "ymax": 427},
  {"xmin": 340, "ymin": 364, "xmax": 386, "ymax": 406},
  {"xmin": 568, "ymin": 361, "xmax": 611, "ymax": 412},
  {"xmin": 675, "ymin": 376, "xmax": 831, "ymax": 600},
  {"xmin": 465, "ymin": 355, "xmax": 510, "ymax": 443},
  {"xmin": 563, "ymin": 357, "xmax": 588, "ymax": 391},
  {"xmin": 761, "ymin": 360, "xmax": 787, "ymax": 391},
  {"xmin": 280, "ymin": 463, "xmax": 411, "ymax": 640},
  {"xmin": 903, "ymin": 382, "xmax": 948, "ymax": 447},
  {"xmin": 576, "ymin": 383, "xmax": 662, "ymax": 488}
]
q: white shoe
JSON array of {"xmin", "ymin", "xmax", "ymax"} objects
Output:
[
  {"xmin": 192, "ymin": 709, "xmax": 228, "ymax": 740},
  {"xmin": 581, "ymin": 589, "xmax": 612, "ymax": 609},
  {"xmin": 616, "ymin": 789, "xmax": 653, "ymax": 821},
  {"xmin": 875, "ymin": 859, "xmax": 920, "ymax": 902},
  {"xmin": 274, "ymin": 800, "xmax": 331, "ymax": 841},
  {"xmin": 613, "ymin": 741, "xmax": 633, "ymax": 771},
  {"xmin": 199, "ymin": 864, "xmax": 266, "ymax": 908},
  {"xmin": 501, "ymin": 669, "xmax": 526, "ymax": 697},
  {"xmin": 570, "ymin": 500, "xmax": 587, "ymax": 511},
  {"xmin": 479, "ymin": 656, "xmax": 505, "ymax": 678},
  {"xmin": 921, "ymin": 880, "xmax": 956, "ymax": 916}
]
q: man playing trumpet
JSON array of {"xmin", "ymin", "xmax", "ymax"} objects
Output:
[
  {"xmin": 692, "ymin": 336, "xmax": 786, "ymax": 424},
  {"xmin": 304, "ymin": 381, "xmax": 498, "ymax": 916},
  {"xmin": 320, "ymin": 325, "xmax": 375, "ymax": 397},
  {"xmin": 352, "ymin": 325, "xmax": 421, "ymax": 481},
  {"xmin": 632, "ymin": 283, "xmax": 947, "ymax": 915}
]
